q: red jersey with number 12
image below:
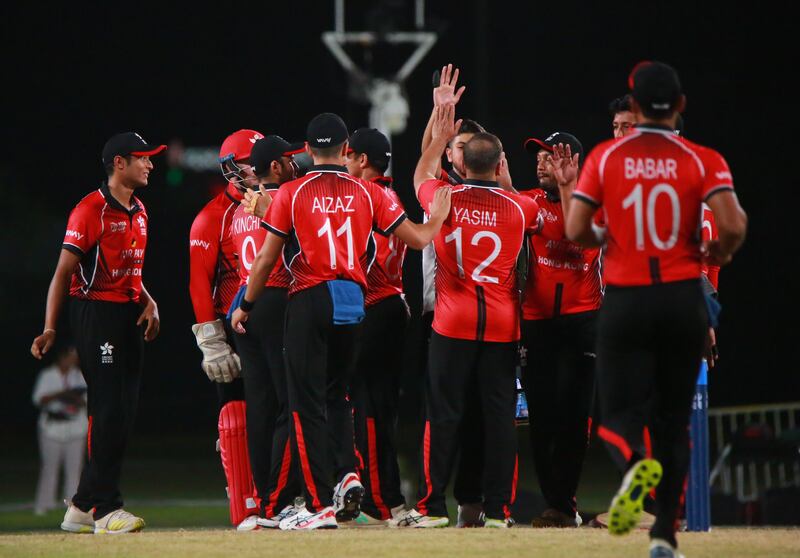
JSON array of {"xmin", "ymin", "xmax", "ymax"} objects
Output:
[
  {"xmin": 574, "ymin": 125, "xmax": 734, "ymax": 287},
  {"xmin": 418, "ymin": 179, "xmax": 541, "ymax": 343},
  {"xmin": 229, "ymin": 185, "xmax": 290, "ymax": 288},
  {"xmin": 262, "ymin": 165, "xmax": 407, "ymax": 296}
]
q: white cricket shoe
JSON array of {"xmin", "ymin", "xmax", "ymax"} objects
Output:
[
  {"xmin": 649, "ymin": 538, "xmax": 685, "ymax": 558},
  {"xmin": 94, "ymin": 509, "xmax": 145, "ymax": 534},
  {"xmin": 60, "ymin": 500, "xmax": 94, "ymax": 534},
  {"xmin": 387, "ymin": 508, "xmax": 449, "ymax": 528},
  {"xmin": 279, "ymin": 506, "xmax": 337, "ymax": 530},
  {"xmin": 236, "ymin": 515, "xmax": 260, "ymax": 531},
  {"xmin": 332, "ymin": 472, "xmax": 364, "ymax": 521},
  {"xmin": 258, "ymin": 500, "xmax": 305, "ymax": 529}
]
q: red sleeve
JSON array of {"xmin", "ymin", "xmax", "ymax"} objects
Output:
[
  {"xmin": 518, "ymin": 193, "xmax": 543, "ymax": 235},
  {"xmin": 189, "ymin": 209, "xmax": 221, "ymax": 323},
  {"xmin": 574, "ymin": 147, "xmax": 603, "ymax": 207},
  {"xmin": 62, "ymin": 201, "xmax": 101, "ymax": 256},
  {"xmin": 700, "ymin": 148, "xmax": 734, "ymax": 201},
  {"xmin": 417, "ymin": 179, "xmax": 448, "ymax": 214},
  {"xmin": 262, "ymin": 187, "xmax": 292, "ymax": 238},
  {"xmin": 368, "ymin": 181, "xmax": 407, "ymax": 235}
]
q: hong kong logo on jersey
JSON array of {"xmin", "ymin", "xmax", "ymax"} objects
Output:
[
  {"xmin": 137, "ymin": 215, "xmax": 147, "ymax": 235},
  {"xmin": 100, "ymin": 342, "xmax": 114, "ymax": 364}
]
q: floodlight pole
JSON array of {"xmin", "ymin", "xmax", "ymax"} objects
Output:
[{"xmin": 322, "ymin": 0, "xmax": 437, "ymax": 174}]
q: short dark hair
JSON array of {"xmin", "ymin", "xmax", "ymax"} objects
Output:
[
  {"xmin": 365, "ymin": 155, "xmax": 389, "ymax": 174},
  {"xmin": 608, "ymin": 94, "xmax": 632, "ymax": 115},
  {"xmin": 458, "ymin": 119, "xmax": 486, "ymax": 135},
  {"xmin": 463, "ymin": 133, "xmax": 502, "ymax": 175},
  {"xmin": 105, "ymin": 155, "xmax": 131, "ymax": 177},
  {"xmin": 310, "ymin": 142, "xmax": 345, "ymax": 159}
]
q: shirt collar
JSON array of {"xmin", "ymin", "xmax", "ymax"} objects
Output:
[
  {"xmin": 373, "ymin": 176, "xmax": 393, "ymax": 188},
  {"xmin": 310, "ymin": 164, "xmax": 348, "ymax": 173},
  {"xmin": 100, "ymin": 182, "xmax": 142, "ymax": 216},
  {"xmin": 226, "ymin": 182, "xmax": 243, "ymax": 204},
  {"xmin": 462, "ymin": 178, "xmax": 500, "ymax": 189},
  {"xmin": 635, "ymin": 123, "xmax": 676, "ymax": 133}
]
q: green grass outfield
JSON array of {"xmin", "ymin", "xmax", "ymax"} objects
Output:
[{"xmin": 1, "ymin": 528, "xmax": 799, "ymax": 558}]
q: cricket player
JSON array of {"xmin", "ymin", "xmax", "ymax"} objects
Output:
[
  {"xmin": 344, "ymin": 127, "xmax": 409, "ymax": 525},
  {"xmin": 228, "ymin": 135, "xmax": 305, "ymax": 529},
  {"xmin": 565, "ymin": 61, "xmax": 747, "ymax": 556},
  {"xmin": 520, "ymin": 132, "xmax": 601, "ymax": 528},
  {"xmin": 391, "ymin": 103, "xmax": 542, "ymax": 528},
  {"xmin": 189, "ymin": 128, "xmax": 263, "ymax": 528},
  {"xmin": 31, "ymin": 132, "xmax": 165, "ymax": 534}
]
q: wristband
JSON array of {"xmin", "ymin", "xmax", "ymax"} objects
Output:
[
  {"xmin": 43, "ymin": 328, "xmax": 56, "ymax": 335},
  {"xmin": 239, "ymin": 298, "xmax": 255, "ymax": 313}
]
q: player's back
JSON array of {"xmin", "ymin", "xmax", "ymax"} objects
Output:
[
  {"xmin": 264, "ymin": 167, "xmax": 405, "ymax": 295},
  {"xmin": 576, "ymin": 126, "xmax": 732, "ymax": 287},
  {"xmin": 426, "ymin": 180, "xmax": 539, "ymax": 342}
]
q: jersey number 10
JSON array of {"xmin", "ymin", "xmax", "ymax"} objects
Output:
[{"xmin": 622, "ymin": 183, "xmax": 681, "ymax": 251}]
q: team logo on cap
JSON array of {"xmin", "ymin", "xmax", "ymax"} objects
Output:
[
  {"xmin": 317, "ymin": 137, "xmax": 332, "ymax": 143},
  {"xmin": 134, "ymin": 133, "xmax": 145, "ymax": 143},
  {"xmin": 546, "ymin": 133, "xmax": 560, "ymax": 142},
  {"xmin": 249, "ymin": 133, "xmax": 264, "ymax": 144}
]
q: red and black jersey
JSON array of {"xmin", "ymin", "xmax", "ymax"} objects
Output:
[
  {"xmin": 418, "ymin": 179, "xmax": 541, "ymax": 343},
  {"xmin": 574, "ymin": 125, "xmax": 734, "ymax": 287},
  {"xmin": 521, "ymin": 188, "xmax": 602, "ymax": 320},
  {"xmin": 262, "ymin": 165, "xmax": 407, "ymax": 296},
  {"xmin": 701, "ymin": 203, "xmax": 720, "ymax": 290},
  {"xmin": 229, "ymin": 184, "xmax": 290, "ymax": 289},
  {"xmin": 189, "ymin": 183, "xmax": 242, "ymax": 322},
  {"xmin": 365, "ymin": 176, "xmax": 406, "ymax": 307},
  {"xmin": 62, "ymin": 183, "xmax": 148, "ymax": 303}
]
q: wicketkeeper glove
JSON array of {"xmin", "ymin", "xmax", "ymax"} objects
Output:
[{"xmin": 191, "ymin": 319, "xmax": 241, "ymax": 383}]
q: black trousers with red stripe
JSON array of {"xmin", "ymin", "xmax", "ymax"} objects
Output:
[
  {"xmin": 596, "ymin": 280, "xmax": 706, "ymax": 545},
  {"xmin": 69, "ymin": 299, "xmax": 143, "ymax": 519},
  {"xmin": 352, "ymin": 294, "xmax": 409, "ymax": 519},
  {"xmin": 284, "ymin": 283, "xmax": 361, "ymax": 511},
  {"xmin": 417, "ymin": 332, "xmax": 518, "ymax": 520},
  {"xmin": 521, "ymin": 311, "xmax": 596, "ymax": 516},
  {"xmin": 231, "ymin": 287, "xmax": 298, "ymax": 518}
]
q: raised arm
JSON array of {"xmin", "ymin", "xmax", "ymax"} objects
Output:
[
  {"xmin": 421, "ymin": 64, "xmax": 466, "ymax": 158},
  {"xmin": 415, "ymin": 103, "xmax": 462, "ymax": 193}
]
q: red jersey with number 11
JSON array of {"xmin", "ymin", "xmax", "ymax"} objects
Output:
[
  {"xmin": 574, "ymin": 125, "xmax": 734, "ymax": 287},
  {"xmin": 262, "ymin": 165, "xmax": 407, "ymax": 296},
  {"xmin": 419, "ymin": 179, "xmax": 541, "ymax": 343}
]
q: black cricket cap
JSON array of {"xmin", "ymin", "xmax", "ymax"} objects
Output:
[
  {"xmin": 347, "ymin": 128, "xmax": 391, "ymax": 170},
  {"xmin": 306, "ymin": 113, "xmax": 349, "ymax": 148},
  {"xmin": 250, "ymin": 135, "xmax": 305, "ymax": 177},
  {"xmin": 628, "ymin": 61, "xmax": 682, "ymax": 113},
  {"xmin": 524, "ymin": 132, "xmax": 583, "ymax": 158},
  {"xmin": 102, "ymin": 132, "xmax": 166, "ymax": 166}
]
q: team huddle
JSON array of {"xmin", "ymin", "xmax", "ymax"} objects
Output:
[{"xmin": 31, "ymin": 61, "xmax": 746, "ymax": 557}]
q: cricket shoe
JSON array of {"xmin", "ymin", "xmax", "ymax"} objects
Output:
[
  {"xmin": 236, "ymin": 515, "xmax": 260, "ymax": 531},
  {"xmin": 341, "ymin": 510, "xmax": 385, "ymax": 528},
  {"xmin": 387, "ymin": 508, "xmax": 449, "ymax": 528},
  {"xmin": 456, "ymin": 503, "xmax": 484, "ymax": 527},
  {"xmin": 482, "ymin": 515, "xmax": 515, "ymax": 528},
  {"xmin": 607, "ymin": 459, "xmax": 662, "ymax": 536},
  {"xmin": 649, "ymin": 538, "xmax": 685, "ymax": 558},
  {"xmin": 332, "ymin": 472, "xmax": 364, "ymax": 521},
  {"xmin": 60, "ymin": 500, "xmax": 94, "ymax": 534},
  {"xmin": 258, "ymin": 499, "xmax": 306, "ymax": 529},
  {"xmin": 530, "ymin": 508, "xmax": 583, "ymax": 528},
  {"xmin": 94, "ymin": 509, "xmax": 145, "ymax": 534},
  {"xmin": 279, "ymin": 506, "xmax": 337, "ymax": 530}
]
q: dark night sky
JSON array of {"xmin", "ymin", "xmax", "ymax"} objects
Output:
[{"xmin": 2, "ymin": 2, "xmax": 795, "ymax": 439}]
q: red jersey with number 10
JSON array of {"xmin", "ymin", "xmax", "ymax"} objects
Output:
[
  {"xmin": 262, "ymin": 165, "xmax": 407, "ymax": 296},
  {"xmin": 418, "ymin": 179, "xmax": 542, "ymax": 343},
  {"xmin": 574, "ymin": 125, "xmax": 734, "ymax": 287},
  {"xmin": 365, "ymin": 176, "xmax": 407, "ymax": 307},
  {"xmin": 229, "ymin": 185, "xmax": 291, "ymax": 289}
]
